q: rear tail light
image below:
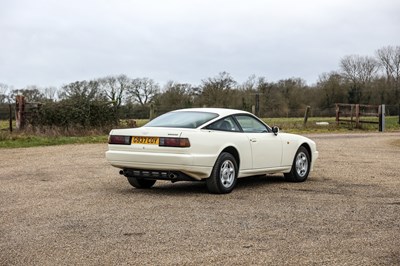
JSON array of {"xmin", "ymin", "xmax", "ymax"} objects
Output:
[
  {"xmin": 159, "ymin": 137, "xmax": 190, "ymax": 147},
  {"xmin": 108, "ymin": 135, "xmax": 131, "ymax": 145}
]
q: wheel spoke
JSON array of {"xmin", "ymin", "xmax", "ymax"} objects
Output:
[
  {"xmin": 295, "ymin": 152, "xmax": 308, "ymax": 177},
  {"xmin": 220, "ymin": 160, "xmax": 235, "ymax": 188}
]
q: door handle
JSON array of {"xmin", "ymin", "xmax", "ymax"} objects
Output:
[{"xmin": 250, "ymin": 138, "xmax": 257, "ymax": 142}]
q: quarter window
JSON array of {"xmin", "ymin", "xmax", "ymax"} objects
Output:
[{"xmin": 206, "ymin": 116, "xmax": 240, "ymax": 132}]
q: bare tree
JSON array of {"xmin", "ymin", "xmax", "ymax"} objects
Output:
[
  {"xmin": 43, "ymin": 86, "xmax": 58, "ymax": 101},
  {"xmin": 316, "ymin": 72, "xmax": 347, "ymax": 108},
  {"xmin": 99, "ymin": 75, "xmax": 129, "ymax": 108},
  {"xmin": 240, "ymin": 75, "xmax": 257, "ymax": 91},
  {"xmin": 127, "ymin": 78, "xmax": 159, "ymax": 106},
  {"xmin": 163, "ymin": 81, "xmax": 192, "ymax": 95},
  {"xmin": 59, "ymin": 80, "xmax": 103, "ymax": 100},
  {"xmin": 340, "ymin": 55, "xmax": 379, "ymax": 84},
  {"xmin": 0, "ymin": 83, "xmax": 10, "ymax": 103},
  {"xmin": 11, "ymin": 85, "xmax": 45, "ymax": 102},
  {"xmin": 376, "ymin": 45, "xmax": 400, "ymax": 102},
  {"xmin": 237, "ymin": 75, "xmax": 258, "ymax": 112},
  {"xmin": 340, "ymin": 55, "xmax": 380, "ymax": 103},
  {"xmin": 200, "ymin": 72, "xmax": 237, "ymax": 107},
  {"xmin": 376, "ymin": 46, "xmax": 400, "ymax": 80},
  {"xmin": 155, "ymin": 81, "xmax": 193, "ymax": 112}
]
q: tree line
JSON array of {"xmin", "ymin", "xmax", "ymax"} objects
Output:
[{"xmin": 0, "ymin": 45, "xmax": 399, "ymax": 129}]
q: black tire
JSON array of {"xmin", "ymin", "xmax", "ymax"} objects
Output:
[
  {"xmin": 206, "ymin": 152, "xmax": 238, "ymax": 194},
  {"xmin": 284, "ymin": 146, "xmax": 310, "ymax": 182},
  {"xmin": 127, "ymin": 177, "xmax": 156, "ymax": 189}
]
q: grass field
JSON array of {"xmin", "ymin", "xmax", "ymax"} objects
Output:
[
  {"xmin": 0, "ymin": 133, "xmax": 107, "ymax": 149},
  {"xmin": 1, "ymin": 116, "xmax": 399, "ymax": 149},
  {"xmin": 265, "ymin": 116, "xmax": 400, "ymax": 133}
]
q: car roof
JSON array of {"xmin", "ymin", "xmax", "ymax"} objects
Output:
[{"xmin": 172, "ymin": 108, "xmax": 252, "ymax": 117}]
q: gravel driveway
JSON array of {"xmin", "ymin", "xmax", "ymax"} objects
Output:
[{"xmin": 1, "ymin": 132, "xmax": 399, "ymax": 265}]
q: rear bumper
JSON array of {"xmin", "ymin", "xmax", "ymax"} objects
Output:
[
  {"xmin": 119, "ymin": 169, "xmax": 197, "ymax": 182},
  {"xmin": 106, "ymin": 150, "xmax": 213, "ymax": 180}
]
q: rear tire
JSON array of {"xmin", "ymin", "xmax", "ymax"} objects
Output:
[
  {"xmin": 284, "ymin": 146, "xmax": 310, "ymax": 182},
  {"xmin": 206, "ymin": 152, "xmax": 238, "ymax": 194},
  {"xmin": 127, "ymin": 177, "xmax": 156, "ymax": 189}
]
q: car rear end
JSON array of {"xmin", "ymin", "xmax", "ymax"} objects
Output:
[{"xmin": 106, "ymin": 127, "xmax": 215, "ymax": 181}]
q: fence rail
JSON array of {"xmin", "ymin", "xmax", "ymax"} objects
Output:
[{"xmin": 335, "ymin": 103, "xmax": 386, "ymax": 131}]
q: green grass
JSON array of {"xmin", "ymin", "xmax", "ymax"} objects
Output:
[
  {"xmin": 1, "ymin": 116, "xmax": 399, "ymax": 149},
  {"xmin": 264, "ymin": 116, "xmax": 400, "ymax": 133},
  {"xmin": 0, "ymin": 133, "xmax": 107, "ymax": 149},
  {"xmin": 0, "ymin": 119, "xmax": 16, "ymax": 131}
]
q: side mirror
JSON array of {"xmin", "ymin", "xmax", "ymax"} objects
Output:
[{"xmin": 272, "ymin": 126, "xmax": 279, "ymax": 136}]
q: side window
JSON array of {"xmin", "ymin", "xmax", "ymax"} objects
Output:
[
  {"xmin": 206, "ymin": 116, "xmax": 240, "ymax": 132},
  {"xmin": 234, "ymin": 115, "xmax": 269, "ymax": 133}
]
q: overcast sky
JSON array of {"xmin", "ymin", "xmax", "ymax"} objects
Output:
[{"xmin": 1, "ymin": 0, "xmax": 399, "ymax": 89}]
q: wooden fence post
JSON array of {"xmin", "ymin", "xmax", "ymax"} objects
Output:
[
  {"xmin": 355, "ymin": 104, "xmax": 360, "ymax": 128},
  {"xmin": 15, "ymin": 95, "xmax": 26, "ymax": 130},
  {"xmin": 149, "ymin": 104, "xmax": 154, "ymax": 120},
  {"xmin": 9, "ymin": 104, "xmax": 13, "ymax": 133},
  {"xmin": 303, "ymin": 106, "xmax": 311, "ymax": 125},
  {"xmin": 335, "ymin": 104, "xmax": 339, "ymax": 125},
  {"xmin": 255, "ymin": 93, "xmax": 260, "ymax": 117},
  {"xmin": 350, "ymin": 104, "xmax": 354, "ymax": 126},
  {"xmin": 379, "ymin": 104, "xmax": 385, "ymax": 132}
]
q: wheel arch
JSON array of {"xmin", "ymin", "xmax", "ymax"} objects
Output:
[
  {"xmin": 300, "ymin": 142, "xmax": 312, "ymax": 162},
  {"xmin": 220, "ymin": 146, "xmax": 240, "ymax": 169}
]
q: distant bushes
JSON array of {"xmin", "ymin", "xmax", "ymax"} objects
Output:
[{"xmin": 34, "ymin": 99, "xmax": 116, "ymax": 131}]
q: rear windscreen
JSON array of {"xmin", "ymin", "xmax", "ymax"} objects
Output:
[{"xmin": 145, "ymin": 111, "xmax": 219, "ymax": 128}]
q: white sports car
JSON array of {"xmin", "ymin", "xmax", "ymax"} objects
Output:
[{"xmin": 106, "ymin": 108, "xmax": 318, "ymax": 194}]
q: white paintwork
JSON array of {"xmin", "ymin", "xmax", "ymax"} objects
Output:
[
  {"xmin": 245, "ymin": 132, "xmax": 283, "ymax": 168},
  {"xmin": 106, "ymin": 108, "xmax": 319, "ymax": 180}
]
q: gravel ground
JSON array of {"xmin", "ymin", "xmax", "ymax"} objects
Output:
[{"xmin": 0, "ymin": 132, "xmax": 399, "ymax": 265}]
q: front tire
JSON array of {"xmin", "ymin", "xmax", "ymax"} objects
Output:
[
  {"xmin": 206, "ymin": 152, "xmax": 238, "ymax": 194},
  {"xmin": 284, "ymin": 146, "xmax": 310, "ymax": 182},
  {"xmin": 127, "ymin": 177, "xmax": 156, "ymax": 189}
]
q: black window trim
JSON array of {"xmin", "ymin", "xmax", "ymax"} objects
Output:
[
  {"xmin": 202, "ymin": 115, "xmax": 242, "ymax": 132},
  {"xmin": 232, "ymin": 113, "xmax": 272, "ymax": 133},
  {"xmin": 202, "ymin": 113, "xmax": 272, "ymax": 133}
]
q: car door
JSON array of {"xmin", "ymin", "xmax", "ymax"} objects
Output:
[
  {"xmin": 234, "ymin": 114, "xmax": 283, "ymax": 169},
  {"xmin": 205, "ymin": 116, "xmax": 253, "ymax": 171}
]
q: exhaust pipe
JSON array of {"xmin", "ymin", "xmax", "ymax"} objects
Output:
[
  {"xmin": 119, "ymin": 169, "xmax": 180, "ymax": 180},
  {"xmin": 169, "ymin": 172, "xmax": 178, "ymax": 179}
]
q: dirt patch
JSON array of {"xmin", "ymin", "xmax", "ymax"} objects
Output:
[
  {"xmin": 0, "ymin": 132, "xmax": 399, "ymax": 265},
  {"xmin": 391, "ymin": 139, "xmax": 400, "ymax": 147}
]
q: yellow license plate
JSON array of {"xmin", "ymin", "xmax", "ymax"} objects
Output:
[{"xmin": 132, "ymin": 136, "xmax": 159, "ymax": 145}]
